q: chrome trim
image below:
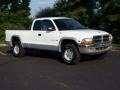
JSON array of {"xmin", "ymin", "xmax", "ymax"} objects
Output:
[
  {"xmin": 78, "ymin": 42, "xmax": 112, "ymax": 54},
  {"xmin": 93, "ymin": 34, "xmax": 110, "ymax": 44},
  {"xmin": 79, "ymin": 42, "xmax": 112, "ymax": 47}
]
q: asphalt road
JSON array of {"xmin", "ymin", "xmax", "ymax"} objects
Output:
[{"xmin": 0, "ymin": 47, "xmax": 120, "ymax": 90}]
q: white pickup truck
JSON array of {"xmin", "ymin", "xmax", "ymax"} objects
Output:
[{"xmin": 5, "ymin": 17, "xmax": 112, "ymax": 64}]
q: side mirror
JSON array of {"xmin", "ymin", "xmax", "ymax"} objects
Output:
[{"xmin": 48, "ymin": 27, "xmax": 55, "ymax": 31}]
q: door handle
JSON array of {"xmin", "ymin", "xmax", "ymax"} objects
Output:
[{"xmin": 38, "ymin": 34, "xmax": 41, "ymax": 36}]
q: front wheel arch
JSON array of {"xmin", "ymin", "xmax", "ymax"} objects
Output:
[{"xmin": 59, "ymin": 39, "xmax": 78, "ymax": 52}]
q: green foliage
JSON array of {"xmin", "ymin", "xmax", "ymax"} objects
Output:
[
  {"xmin": 0, "ymin": 0, "xmax": 31, "ymax": 43},
  {"xmin": 36, "ymin": 7, "xmax": 56, "ymax": 18},
  {"xmin": 99, "ymin": 0, "xmax": 120, "ymax": 44},
  {"xmin": 0, "ymin": 23, "xmax": 22, "ymax": 43}
]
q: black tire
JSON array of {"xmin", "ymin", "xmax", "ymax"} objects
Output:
[
  {"xmin": 62, "ymin": 44, "xmax": 80, "ymax": 65},
  {"xmin": 12, "ymin": 41, "xmax": 25, "ymax": 57}
]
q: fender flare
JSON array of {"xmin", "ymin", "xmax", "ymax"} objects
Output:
[
  {"xmin": 58, "ymin": 37, "xmax": 78, "ymax": 52},
  {"xmin": 11, "ymin": 35, "xmax": 23, "ymax": 47}
]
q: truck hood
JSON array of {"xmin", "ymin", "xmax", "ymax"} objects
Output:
[{"xmin": 60, "ymin": 29, "xmax": 110, "ymax": 40}]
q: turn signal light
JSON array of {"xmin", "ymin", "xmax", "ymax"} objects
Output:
[
  {"xmin": 81, "ymin": 38, "xmax": 94, "ymax": 45},
  {"xmin": 109, "ymin": 35, "xmax": 113, "ymax": 41}
]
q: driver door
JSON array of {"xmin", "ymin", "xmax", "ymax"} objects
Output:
[{"xmin": 30, "ymin": 19, "xmax": 59, "ymax": 51}]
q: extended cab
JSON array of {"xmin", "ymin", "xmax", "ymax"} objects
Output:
[{"xmin": 5, "ymin": 17, "xmax": 112, "ymax": 65}]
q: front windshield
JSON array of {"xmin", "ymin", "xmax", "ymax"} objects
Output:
[{"xmin": 54, "ymin": 19, "xmax": 86, "ymax": 30}]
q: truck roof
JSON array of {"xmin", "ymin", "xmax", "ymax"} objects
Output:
[{"xmin": 35, "ymin": 17, "xmax": 71, "ymax": 20}]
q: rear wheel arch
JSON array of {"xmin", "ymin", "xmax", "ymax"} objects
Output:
[
  {"xmin": 11, "ymin": 36, "xmax": 22, "ymax": 46},
  {"xmin": 11, "ymin": 36, "xmax": 25, "ymax": 57}
]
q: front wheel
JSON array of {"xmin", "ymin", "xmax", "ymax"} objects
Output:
[
  {"xmin": 62, "ymin": 44, "xmax": 80, "ymax": 65},
  {"xmin": 12, "ymin": 42, "xmax": 25, "ymax": 57}
]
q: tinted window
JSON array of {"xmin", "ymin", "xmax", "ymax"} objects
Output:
[
  {"xmin": 33, "ymin": 20, "xmax": 42, "ymax": 30},
  {"xmin": 54, "ymin": 19, "xmax": 86, "ymax": 30},
  {"xmin": 41, "ymin": 20, "xmax": 55, "ymax": 31}
]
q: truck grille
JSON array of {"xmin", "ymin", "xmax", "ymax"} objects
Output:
[{"xmin": 93, "ymin": 35, "xmax": 109, "ymax": 43}]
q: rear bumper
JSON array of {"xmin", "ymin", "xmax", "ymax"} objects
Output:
[{"xmin": 78, "ymin": 43, "xmax": 112, "ymax": 55}]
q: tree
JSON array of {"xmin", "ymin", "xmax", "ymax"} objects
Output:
[
  {"xmin": 0, "ymin": 0, "xmax": 31, "ymax": 43},
  {"xmin": 36, "ymin": 7, "xmax": 56, "ymax": 18},
  {"xmin": 99, "ymin": 0, "xmax": 120, "ymax": 43}
]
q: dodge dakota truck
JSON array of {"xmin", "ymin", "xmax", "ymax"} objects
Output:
[{"xmin": 5, "ymin": 17, "xmax": 112, "ymax": 65}]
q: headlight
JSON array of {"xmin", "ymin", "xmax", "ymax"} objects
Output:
[
  {"xmin": 81, "ymin": 38, "xmax": 94, "ymax": 45},
  {"xmin": 109, "ymin": 35, "xmax": 113, "ymax": 41}
]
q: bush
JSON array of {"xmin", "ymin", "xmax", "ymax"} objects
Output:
[{"xmin": 0, "ymin": 23, "xmax": 24, "ymax": 43}]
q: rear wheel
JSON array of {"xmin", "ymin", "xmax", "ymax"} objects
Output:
[
  {"xmin": 12, "ymin": 41, "xmax": 25, "ymax": 57},
  {"xmin": 62, "ymin": 44, "xmax": 80, "ymax": 65}
]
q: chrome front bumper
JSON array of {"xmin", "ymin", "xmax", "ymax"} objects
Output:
[{"xmin": 79, "ymin": 43, "xmax": 112, "ymax": 55}]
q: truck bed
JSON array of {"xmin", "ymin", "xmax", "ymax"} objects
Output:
[{"xmin": 5, "ymin": 30, "xmax": 31, "ymax": 44}]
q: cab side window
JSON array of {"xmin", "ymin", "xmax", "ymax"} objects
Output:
[
  {"xmin": 33, "ymin": 20, "xmax": 42, "ymax": 30},
  {"xmin": 41, "ymin": 20, "xmax": 55, "ymax": 31}
]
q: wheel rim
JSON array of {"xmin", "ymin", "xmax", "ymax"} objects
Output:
[
  {"xmin": 13, "ymin": 45, "xmax": 20, "ymax": 55},
  {"xmin": 64, "ymin": 48, "xmax": 74, "ymax": 62}
]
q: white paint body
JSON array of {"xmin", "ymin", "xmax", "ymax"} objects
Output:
[{"xmin": 5, "ymin": 17, "xmax": 112, "ymax": 54}]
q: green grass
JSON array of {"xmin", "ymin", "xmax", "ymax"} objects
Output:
[
  {"xmin": 112, "ymin": 44, "xmax": 120, "ymax": 50},
  {"xmin": 113, "ymin": 44, "xmax": 120, "ymax": 47}
]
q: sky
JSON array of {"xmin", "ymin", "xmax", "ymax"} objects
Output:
[{"xmin": 30, "ymin": 0, "xmax": 56, "ymax": 17}]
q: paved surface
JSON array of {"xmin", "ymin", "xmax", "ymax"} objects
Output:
[{"xmin": 0, "ymin": 47, "xmax": 120, "ymax": 90}]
